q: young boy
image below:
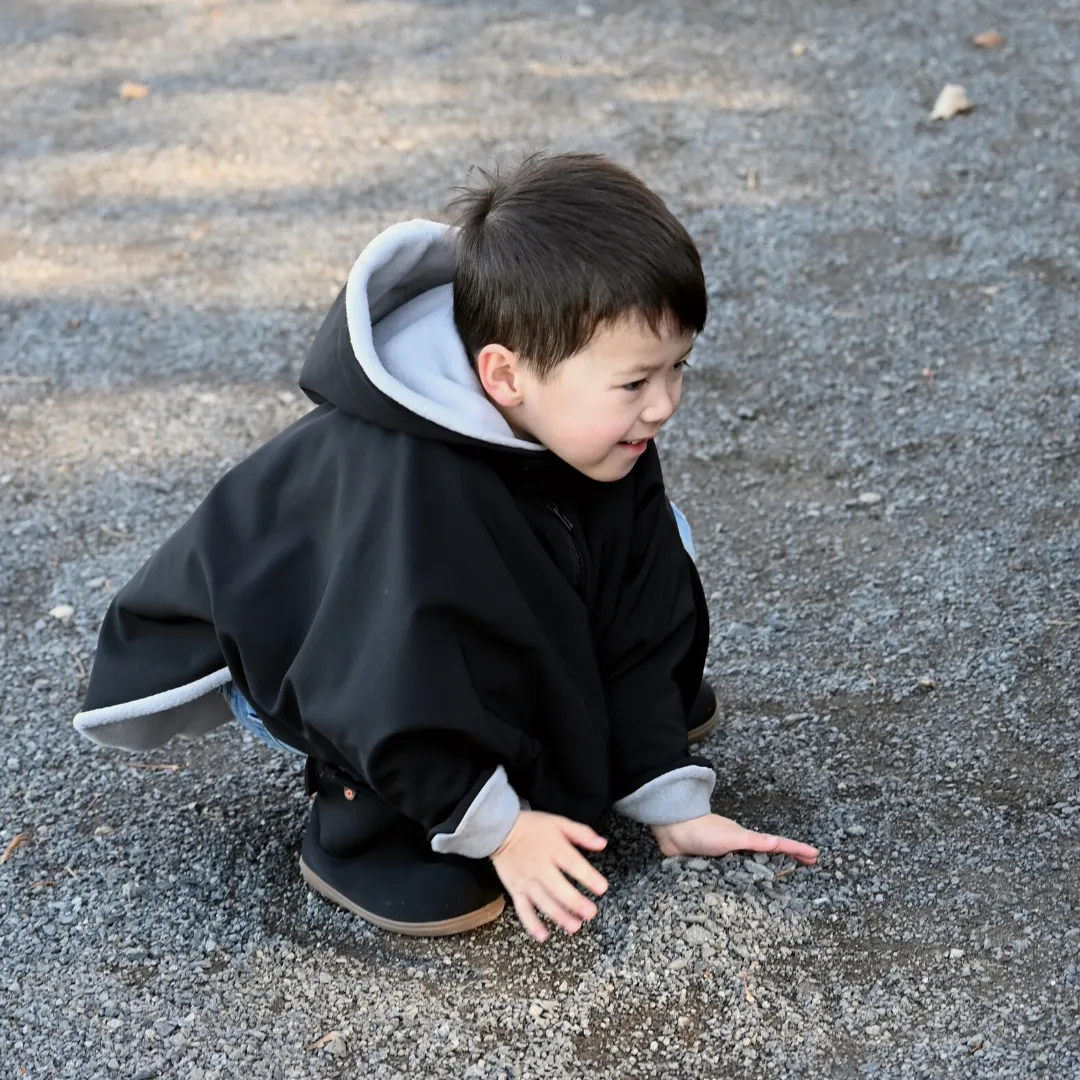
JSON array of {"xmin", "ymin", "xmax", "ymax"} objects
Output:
[{"xmin": 74, "ymin": 153, "xmax": 817, "ymax": 941}]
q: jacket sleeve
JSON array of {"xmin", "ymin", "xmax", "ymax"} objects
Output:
[
  {"xmin": 270, "ymin": 449, "xmax": 551, "ymax": 858},
  {"xmin": 282, "ymin": 571, "xmax": 534, "ymax": 856},
  {"xmin": 76, "ymin": 416, "xmax": 533, "ymax": 858},
  {"xmin": 594, "ymin": 446, "xmax": 715, "ymax": 824}
]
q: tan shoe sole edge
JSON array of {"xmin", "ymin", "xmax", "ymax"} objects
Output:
[
  {"xmin": 299, "ymin": 856, "xmax": 506, "ymax": 937},
  {"xmin": 687, "ymin": 701, "xmax": 719, "ymax": 744}
]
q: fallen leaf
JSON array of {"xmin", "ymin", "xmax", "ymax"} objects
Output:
[
  {"xmin": 918, "ymin": 677, "xmax": 937, "ymax": 691},
  {"xmin": 791, "ymin": 42, "xmax": 808, "ymax": 57},
  {"xmin": 189, "ymin": 222, "xmax": 211, "ymax": 242},
  {"xmin": 307, "ymin": 1031, "xmax": 340, "ymax": 1053},
  {"xmin": 746, "ymin": 168, "xmax": 759, "ymax": 191},
  {"xmin": 129, "ymin": 763, "xmax": 181, "ymax": 774},
  {"xmin": 119, "ymin": 81, "xmax": 151, "ymax": 101},
  {"xmin": 931, "ymin": 84, "xmax": 974, "ymax": 120},
  {"xmin": 972, "ymin": 31, "xmax": 1004, "ymax": 49},
  {"xmin": 1, "ymin": 832, "xmax": 29, "ymax": 865},
  {"xmin": 49, "ymin": 604, "xmax": 75, "ymax": 622}
]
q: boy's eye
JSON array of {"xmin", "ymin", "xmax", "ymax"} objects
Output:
[{"xmin": 621, "ymin": 360, "xmax": 690, "ymax": 392}]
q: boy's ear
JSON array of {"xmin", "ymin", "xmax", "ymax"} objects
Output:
[{"xmin": 476, "ymin": 344, "xmax": 526, "ymax": 407}]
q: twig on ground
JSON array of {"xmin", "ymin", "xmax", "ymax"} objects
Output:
[
  {"xmin": 129, "ymin": 763, "xmax": 182, "ymax": 774},
  {"xmin": 1, "ymin": 832, "xmax": 29, "ymax": 865},
  {"xmin": 307, "ymin": 1031, "xmax": 339, "ymax": 1053}
]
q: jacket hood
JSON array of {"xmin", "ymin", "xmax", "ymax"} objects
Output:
[{"xmin": 299, "ymin": 219, "xmax": 545, "ymax": 453}]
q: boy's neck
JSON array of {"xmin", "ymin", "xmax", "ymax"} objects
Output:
[{"xmin": 487, "ymin": 394, "xmax": 544, "ymax": 446}]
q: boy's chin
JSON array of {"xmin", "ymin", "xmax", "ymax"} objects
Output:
[{"xmin": 567, "ymin": 455, "xmax": 640, "ymax": 483}]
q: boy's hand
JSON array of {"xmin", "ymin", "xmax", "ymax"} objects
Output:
[
  {"xmin": 650, "ymin": 813, "xmax": 819, "ymax": 865},
  {"xmin": 490, "ymin": 810, "xmax": 608, "ymax": 943}
]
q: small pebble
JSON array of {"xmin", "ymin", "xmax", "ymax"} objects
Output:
[{"xmin": 684, "ymin": 925, "xmax": 712, "ymax": 946}]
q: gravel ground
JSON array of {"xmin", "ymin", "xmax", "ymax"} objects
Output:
[{"xmin": 2, "ymin": 1, "xmax": 1078, "ymax": 1077}]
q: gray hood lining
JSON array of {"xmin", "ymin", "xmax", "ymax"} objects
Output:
[{"xmin": 343, "ymin": 219, "xmax": 545, "ymax": 452}]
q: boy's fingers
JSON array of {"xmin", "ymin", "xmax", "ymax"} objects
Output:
[
  {"xmin": 558, "ymin": 818, "xmax": 607, "ymax": 852},
  {"xmin": 533, "ymin": 882, "xmax": 586, "ymax": 934},
  {"xmin": 784, "ymin": 840, "xmax": 820, "ymax": 865},
  {"xmin": 742, "ymin": 829, "xmax": 819, "ymax": 865},
  {"xmin": 510, "ymin": 892, "xmax": 549, "ymax": 943},
  {"xmin": 540, "ymin": 870, "xmax": 597, "ymax": 923},
  {"xmin": 556, "ymin": 846, "xmax": 609, "ymax": 897}
]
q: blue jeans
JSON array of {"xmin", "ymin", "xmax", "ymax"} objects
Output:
[
  {"xmin": 220, "ymin": 681, "xmax": 305, "ymax": 755},
  {"xmin": 224, "ymin": 503, "xmax": 697, "ymax": 753},
  {"xmin": 670, "ymin": 502, "xmax": 695, "ymax": 562}
]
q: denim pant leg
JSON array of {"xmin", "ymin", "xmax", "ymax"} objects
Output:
[
  {"xmin": 220, "ymin": 682, "xmax": 304, "ymax": 756},
  {"xmin": 670, "ymin": 502, "xmax": 696, "ymax": 562}
]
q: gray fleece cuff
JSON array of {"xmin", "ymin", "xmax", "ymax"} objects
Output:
[
  {"xmin": 612, "ymin": 765, "xmax": 716, "ymax": 825},
  {"xmin": 430, "ymin": 765, "xmax": 522, "ymax": 858}
]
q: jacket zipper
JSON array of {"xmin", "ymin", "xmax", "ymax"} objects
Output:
[{"xmin": 547, "ymin": 503, "xmax": 585, "ymax": 596}]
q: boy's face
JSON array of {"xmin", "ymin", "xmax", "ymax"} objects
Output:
[{"xmin": 480, "ymin": 316, "xmax": 694, "ymax": 482}]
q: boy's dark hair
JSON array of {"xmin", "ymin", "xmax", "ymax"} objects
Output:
[{"xmin": 450, "ymin": 152, "xmax": 707, "ymax": 379}]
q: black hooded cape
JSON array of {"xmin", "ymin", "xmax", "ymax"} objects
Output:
[{"xmin": 75, "ymin": 220, "xmax": 712, "ymax": 848}]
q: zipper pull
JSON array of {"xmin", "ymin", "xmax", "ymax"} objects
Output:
[{"xmin": 547, "ymin": 503, "xmax": 574, "ymax": 531}]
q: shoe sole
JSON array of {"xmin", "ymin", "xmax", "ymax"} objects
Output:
[
  {"xmin": 299, "ymin": 855, "xmax": 506, "ymax": 937},
  {"xmin": 687, "ymin": 700, "xmax": 719, "ymax": 744}
]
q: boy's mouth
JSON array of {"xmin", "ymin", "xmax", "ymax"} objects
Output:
[{"xmin": 618, "ymin": 437, "xmax": 650, "ymax": 454}]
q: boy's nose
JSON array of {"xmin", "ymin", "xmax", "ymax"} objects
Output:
[{"xmin": 641, "ymin": 389, "xmax": 675, "ymax": 426}]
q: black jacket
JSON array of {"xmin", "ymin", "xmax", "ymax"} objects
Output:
[{"xmin": 75, "ymin": 220, "xmax": 713, "ymax": 855}]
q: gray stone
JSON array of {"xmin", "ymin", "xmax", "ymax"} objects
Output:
[{"xmin": 683, "ymin": 925, "xmax": 712, "ymax": 947}]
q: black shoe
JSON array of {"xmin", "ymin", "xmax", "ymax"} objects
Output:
[
  {"xmin": 299, "ymin": 767, "xmax": 505, "ymax": 937},
  {"xmin": 687, "ymin": 680, "xmax": 720, "ymax": 744}
]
